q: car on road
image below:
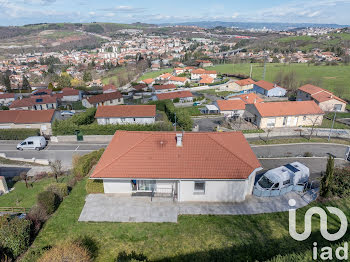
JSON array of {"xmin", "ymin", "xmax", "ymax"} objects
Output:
[
  {"xmin": 17, "ymin": 136, "xmax": 47, "ymax": 151},
  {"xmin": 60, "ymin": 111, "xmax": 75, "ymax": 117},
  {"xmin": 193, "ymin": 102, "xmax": 202, "ymax": 106}
]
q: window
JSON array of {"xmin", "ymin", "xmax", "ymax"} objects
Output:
[
  {"xmin": 267, "ymin": 118, "xmax": 276, "ymax": 127},
  {"xmin": 194, "ymin": 181, "xmax": 205, "ymax": 194},
  {"xmin": 283, "ymin": 180, "xmax": 291, "ymax": 185},
  {"xmin": 283, "ymin": 117, "xmax": 287, "ymax": 126},
  {"xmin": 334, "ymin": 104, "xmax": 342, "ymax": 111},
  {"xmin": 303, "ymin": 116, "xmax": 307, "ymax": 121},
  {"xmin": 28, "ymin": 141, "xmax": 34, "ymax": 145},
  {"xmin": 133, "ymin": 118, "xmax": 136, "ymax": 122}
]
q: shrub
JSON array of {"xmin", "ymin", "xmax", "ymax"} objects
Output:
[
  {"xmin": 329, "ymin": 167, "xmax": 350, "ymax": 198},
  {"xmin": 73, "ymin": 149, "xmax": 105, "ymax": 179},
  {"xmin": 0, "ymin": 217, "xmax": 31, "ymax": 258},
  {"xmin": 12, "ymin": 175, "xmax": 21, "ymax": 182},
  {"xmin": 71, "ymin": 107, "xmax": 96, "ymax": 126},
  {"xmin": 67, "ymin": 177, "xmax": 77, "ymax": 189},
  {"xmin": 116, "ymin": 251, "xmax": 149, "ymax": 262},
  {"xmin": 38, "ymin": 242, "xmax": 91, "ymax": 262},
  {"xmin": 35, "ymin": 172, "xmax": 49, "ymax": 180},
  {"xmin": 46, "ymin": 183, "xmax": 68, "ymax": 200},
  {"xmin": 74, "ymin": 236, "xmax": 99, "ymax": 259},
  {"xmin": 26, "ymin": 205, "xmax": 48, "ymax": 234},
  {"xmin": 303, "ymin": 152, "xmax": 313, "ymax": 157},
  {"xmin": 37, "ymin": 191, "xmax": 60, "ymax": 215},
  {"xmin": 0, "ymin": 128, "xmax": 40, "ymax": 140},
  {"xmin": 86, "ymin": 179, "xmax": 104, "ymax": 194}
]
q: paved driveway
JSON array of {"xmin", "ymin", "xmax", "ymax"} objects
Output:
[{"xmin": 79, "ymin": 191, "xmax": 315, "ymax": 223}]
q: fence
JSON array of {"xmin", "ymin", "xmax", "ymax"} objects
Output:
[{"xmin": 0, "ymin": 207, "xmax": 30, "ymax": 213}]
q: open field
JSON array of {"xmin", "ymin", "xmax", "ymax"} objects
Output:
[
  {"xmin": 101, "ymin": 67, "xmax": 128, "ymax": 85},
  {"xmin": 22, "ymin": 178, "xmax": 350, "ymax": 262},
  {"xmin": 208, "ymin": 63, "xmax": 350, "ymax": 100},
  {"xmin": 138, "ymin": 68, "xmax": 172, "ymax": 81}
]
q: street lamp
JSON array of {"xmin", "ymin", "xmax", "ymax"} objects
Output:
[{"xmin": 328, "ymin": 110, "xmax": 338, "ymax": 142}]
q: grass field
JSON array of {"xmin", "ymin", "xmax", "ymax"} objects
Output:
[
  {"xmin": 0, "ymin": 176, "xmax": 69, "ymax": 208},
  {"xmin": 22, "ymin": 178, "xmax": 350, "ymax": 262},
  {"xmin": 137, "ymin": 68, "xmax": 172, "ymax": 81},
  {"xmin": 101, "ymin": 67, "xmax": 127, "ymax": 85},
  {"xmin": 207, "ymin": 63, "xmax": 350, "ymax": 100}
]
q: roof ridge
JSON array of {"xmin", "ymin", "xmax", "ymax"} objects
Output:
[
  {"xmin": 206, "ymin": 133, "xmax": 255, "ymax": 170},
  {"xmin": 92, "ymin": 132, "xmax": 154, "ymax": 178}
]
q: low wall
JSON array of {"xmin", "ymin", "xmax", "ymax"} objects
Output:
[
  {"xmin": 0, "ymin": 153, "xmax": 49, "ymax": 165},
  {"xmin": 51, "ymin": 135, "xmax": 114, "ymax": 143}
]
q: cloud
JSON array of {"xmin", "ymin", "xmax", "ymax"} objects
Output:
[{"xmin": 99, "ymin": 5, "xmax": 146, "ymax": 13}]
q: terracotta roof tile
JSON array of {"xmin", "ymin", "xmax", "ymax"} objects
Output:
[
  {"xmin": 156, "ymin": 91, "xmax": 193, "ymax": 100},
  {"xmin": 90, "ymin": 131, "xmax": 261, "ymax": 179},
  {"xmin": 299, "ymin": 84, "xmax": 347, "ymax": 104},
  {"xmin": 95, "ymin": 105, "xmax": 156, "ymax": 118},
  {"xmin": 0, "ymin": 93, "xmax": 15, "ymax": 99},
  {"xmin": 154, "ymin": 84, "xmax": 177, "ymax": 91},
  {"xmin": 9, "ymin": 96, "xmax": 57, "ymax": 109},
  {"xmin": 217, "ymin": 100, "xmax": 246, "ymax": 111},
  {"xmin": 0, "ymin": 109, "xmax": 55, "ymax": 124},
  {"xmin": 86, "ymin": 91, "xmax": 122, "ymax": 105},
  {"xmin": 235, "ymin": 78, "xmax": 256, "ymax": 86},
  {"xmin": 255, "ymin": 80, "xmax": 284, "ymax": 91},
  {"xmin": 254, "ymin": 101, "xmax": 324, "ymax": 117},
  {"xmin": 231, "ymin": 93, "xmax": 264, "ymax": 104}
]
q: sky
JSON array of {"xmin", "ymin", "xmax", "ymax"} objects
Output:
[{"xmin": 0, "ymin": 0, "xmax": 349, "ymax": 26}]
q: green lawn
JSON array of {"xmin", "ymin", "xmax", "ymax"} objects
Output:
[
  {"xmin": 208, "ymin": 63, "xmax": 350, "ymax": 100},
  {"xmin": 137, "ymin": 68, "xmax": 172, "ymax": 81},
  {"xmin": 177, "ymin": 106, "xmax": 202, "ymax": 116},
  {"xmin": 21, "ymin": 178, "xmax": 350, "ymax": 262},
  {"xmin": 320, "ymin": 118, "xmax": 349, "ymax": 129},
  {"xmin": 0, "ymin": 177, "xmax": 69, "ymax": 208},
  {"xmin": 101, "ymin": 67, "xmax": 128, "ymax": 85}
]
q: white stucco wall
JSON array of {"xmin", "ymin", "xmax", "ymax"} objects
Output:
[
  {"xmin": 103, "ymin": 179, "xmax": 132, "ymax": 194},
  {"xmin": 97, "ymin": 117, "xmax": 155, "ymax": 125}
]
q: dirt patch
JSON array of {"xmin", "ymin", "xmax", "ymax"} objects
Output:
[{"xmin": 323, "ymin": 77, "xmax": 336, "ymax": 79}]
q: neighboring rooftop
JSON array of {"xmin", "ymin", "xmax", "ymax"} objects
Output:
[
  {"xmin": 254, "ymin": 101, "xmax": 324, "ymax": 117},
  {"xmin": 95, "ymin": 105, "xmax": 156, "ymax": 118},
  {"xmin": 255, "ymin": 80, "xmax": 284, "ymax": 91},
  {"xmin": 0, "ymin": 109, "xmax": 55, "ymax": 123},
  {"xmin": 216, "ymin": 100, "xmax": 246, "ymax": 111},
  {"xmin": 156, "ymin": 91, "xmax": 193, "ymax": 100},
  {"xmin": 298, "ymin": 84, "xmax": 346, "ymax": 104},
  {"xmin": 86, "ymin": 91, "xmax": 122, "ymax": 105},
  {"xmin": 235, "ymin": 78, "xmax": 256, "ymax": 86},
  {"xmin": 90, "ymin": 131, "xmax": 261, "ymax": 180}
]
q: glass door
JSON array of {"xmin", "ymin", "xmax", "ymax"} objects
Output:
[{"xmin": 137, "ymin": 180, "xmax": 156, "ymax": 191}]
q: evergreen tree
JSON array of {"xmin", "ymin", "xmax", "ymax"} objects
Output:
[
  {"xmin": 83, "ymin": 71, "xmax": 92, "ymax": 82},
  {"xmin": 48, "ymin": 83, "xmax": 54, "ymax": 90},
  {"xmin": 22, "ymin": 76, "xmax": 31, "ymax": 91},
  {"xmin": 320, "ymin": 155, "xmax": 335, "ymax": 198},
  {"xmin": 4, "ymin": 75, "xmax": 11, "ymax": 92}
]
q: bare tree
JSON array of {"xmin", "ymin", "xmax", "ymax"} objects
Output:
[
  {"xmin": 307, "ymin": 115, "xmax": 323, "ymax": 140},
  {"xmin": 20, "ymin": 172, "xmax": 29, "ymax": 188},
  {"xmin": 50, "ymin": 160, "xmax": 63, "ymax": 182}
]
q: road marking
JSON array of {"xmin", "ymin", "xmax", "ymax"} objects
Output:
[{"xmin": 75, "ymin": 146, "xmax": 80, "ymax": 151}]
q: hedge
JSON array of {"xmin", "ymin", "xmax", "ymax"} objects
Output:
[
  {"xmin": 73, "ymin": 149, "xmax": 105, "ymax": 179},
  {"xmin": 86, "ymin": 179, "xmax": 104, "ymax": 194},
  {"xmin": 53, "ymin": 122, "xmax": 173, "ymax": 136},
  {"xmin": 37, "ymin": 191, "xmax": 60, "ymax": 215},
  {"xmin": 0, "ymin": 128, "xmax": 40, "ymax": 140},
  {"xmin": 0, "ymin": 217, "xmax": 31, "ymax": 258},
  {"xmin": 46, "ymin": 183, "xmax": 69, "ymax": 200}
]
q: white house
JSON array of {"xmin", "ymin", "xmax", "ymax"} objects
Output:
[
  {"xmin": 215, "ymin": 100, "xmax": 246, "ymax": 117},
  {"xmin": 95, "ymin": 105, "xmax": 156, "ymax": 125},
  {"xmin": 82, "ymin": 91, "xmax": 124, "ymax": 108},
  {"xmin": 90, "ymin": 131, "xmax": 262, "ymax": 202},
  {"xmin": 0, "ymin": 93, "xmax": 15, "ymax": 106},
  {"xmin": 253, "ymin": 80, "xmax": 287, "ymax": 97},
  {"xmin": 191, "ymin": 69, "xmax": 217, "ymax": 80},
  {"xmin": 60, "ymin": 88, "xmax": 82, "ymax": 102}
]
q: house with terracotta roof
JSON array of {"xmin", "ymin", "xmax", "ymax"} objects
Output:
[
  {"xmin": 227, "ymin": 78, "xmax": 256, "ymax": 92},
  {"xmin": 191, "ymin": 69, "xmax": 217, "ymax": 80},
  {"xmin": 228, "ymin": 93, "xmax": 264, "ymax": 104},
  {"xmin": 95, "ymin": 105, "xmax": 156, "ymax": 125},
  {"xmin": 59, "ymin": 88, "xmax": 82, "ymax": 102},
  {"xmin": 0, "ymin": 109, "xmax": 57, "ymax": 135},
  {"xmin": 166, "ymin": 76, "xmax": 190, "ymax": 86},
  {"xmin": 140, "ymin": 78, "xmax": 155, "ymax": 86},
  {"xmin": 0, "ymin": 93, "xmax": 15, "ymax": 106},
  {"xmin": 82, "ymin": 91, "xmax": 124, "ymax": 108},
  {"xmin": 199, "ymin": 76, "xmax": 214, "ymax": 85},
  {"xmin": 9, "ymin": 96, "xmax": 57, "ymax": 111},
  {"xmin": 103, "ymin": 84, "xmax": 118, "ymax": 94},
  {"xmin": 297, "ymin": 84, "xmax": 347, "ymax": 112},
  {"xmin": 173, "ymin": 68, "xmax": 185, "ymax": 75},
  {"xmin": 89, "ymin": 131, "xmax": 262, "ymax": 202},
  {"xmin": 253, "ymin": 80, "xmax": 287, "ymax": 97},
  {"xmin": 153, "ymin": 84, "xmax": 177, "ymax": 93},
  {"xmin": 245, "ymin": 101, "xmax": 324, "ymax": 129},
  {"xmin": 154, "ymin": 91, "xmax": 194, "ymax": 103},
  {"xmin": 215, "ymin": 100, "xmax": 246, "ymax": 117}
]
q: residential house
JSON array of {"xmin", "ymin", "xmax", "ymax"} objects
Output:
[
  {"xmin": 153, "ymin": 84, "xmax": 177, "ymax": 93},
  {"xmin": 95, "ymin": 105, "xmax": 156, "ymax": 125},
  {"xmin": 9, "ymin": 96, "xmax": 57, "ymax": 110},
  {"xmin": 245, "ymin": 101, "xmax": 324, "ymax": 129},
  {"xmin": 82, "ymin": 91, "xmax": 124, "ymax": 108},
  {"xmin": 103, "ymin": 84, "xmax": 118, "ymax": 94},
  {"xmin": 191, "ymin": 69, "xmax": 217, "ymax": 80},
  {"xmin": 199, "ymin": 76, "xmax": 214, "ymax": 85},
  {"xmin": 154, "ymin": 91, "xmax": 194, "ymax": 103},
  {"xmin": 0, "ymin": 109, "xmax": 57, "ymax": 135},
  {"xmin": 166, "ymin": 76, "xmax": 189, "ymax": 86},
  {"xmin": 228, "ymin": 93, "xmax": 264, "ymax": 104},
  {"xmin": 0, "ymin": 93, "xmax": 15, "ymax": 106},
  {"xmin": 89, "ymin": 131, "xmax": 262, "ymax": 202},
  {"xmin": 226, "ymin": 78, "xmax": 256, "ymax": 92},
  {"xmin": 60, "ymin": 88, "xmax": 82, "ymax": 102},
  {"xmin": 173, "ymin": 68, "xmax": 185, "ymax": 75},
  {"xmin": 141, "ymin": 78, "xmax": 155, "ymax": 86},
  {"xmin": 215, "ymin": 100, "xmax": 246, "ymax": 117},
  {"xmin": 297, "ymin": 84, "xmax": 347, "ymax": 112},
  {"xmin": 196, "ymin": 60, "xmax": 213, "ymax": 67},
  {"xmin": 253, "ymin": 80, "xmax": 287, "ymax": 97}
]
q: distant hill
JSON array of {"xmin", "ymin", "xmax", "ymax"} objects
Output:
[{"xmin": 160, "ymin": 21, "xmax": 348, "ymax": 30}]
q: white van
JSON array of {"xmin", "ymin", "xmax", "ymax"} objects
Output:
[{"xmin": 17, "ymin": 136, "xmax": 47, "ymax": 151}]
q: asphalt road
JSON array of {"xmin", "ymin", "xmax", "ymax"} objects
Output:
[{"xmin": 0, "ymin": 142, "xmax": 349, "ymax": 178}]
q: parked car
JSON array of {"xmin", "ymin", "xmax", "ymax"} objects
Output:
[
  {"xmin": 17, "ymin": 136, "xmax": 47, "ymax": 151},
  {"xmin": 61, "ymin": 111, "xmax": 75, "ymax": 116},
  {"xmin": 193, "ymin": 102, "xmax": 202, "ymax": 106}
]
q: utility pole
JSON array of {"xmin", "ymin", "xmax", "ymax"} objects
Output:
[
  {"xmin": 174, "ymin": 112, "xmax": 177, "ymax": 132},
  {"xmin": 249, "ymin": 64, "xmax": 253, "ymax": 78},
  {"xmin": 262, "ymin": 55, "xmax": 267, "ymax": 80},
  {"xmin": 328, "ymin": 111, "xmax": 337, "ymax": 141}
]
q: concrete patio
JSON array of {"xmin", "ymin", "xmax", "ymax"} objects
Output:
[{"xmin": 78, "ymin": 190, "xmax": 316, "ymax": 223}]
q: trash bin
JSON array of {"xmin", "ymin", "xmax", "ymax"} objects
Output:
[{"xmin": 75, "ymin": 130, "xmax": 83, "ymax": 141}]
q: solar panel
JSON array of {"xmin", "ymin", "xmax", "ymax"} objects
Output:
[{"xmin": 36, "ymin": 98, "xmax": 43, "ymax": 103}]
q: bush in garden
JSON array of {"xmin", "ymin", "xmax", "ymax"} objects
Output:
[
  {"xmin": 12, "ymin": 175, "xmax": 21, "ymax": 183},
  {"xmin": 86, "ymin": 179, "xmax": 104, "ymax": 194},
  {"xmin": 35, "ymin": 172, "xmax": 49, "ymax": 180},
  {"xmin": 0, "ymin": 217, "xmax": 31, "ymax": 258},
  {"xmin": 329, "ymin": 167, "xmax": 350, "ymax": 198},
  {"xmin": 46, "ymin": 183, "xmax": 68, "ymax": 200},
  {"xmin": 37, "ymin": 191, "xmax": 60, "ymax": 215},
  {"xmin": 38, "ymin": 242, "xmax": 91, "ymax": 262},
  {"xmin": 67, "ymin": 177, "xmax": 77, "ymax": 189},
  {"xmin": 74, "ymin": 236, "xmax": 99, "ymax": 259},
  {"xmin": 115, "ymin": 251, "xmax": 149, "ymax": 262},
  {"xmin": 0, "ymin": 128, "xmax": 39, "ymax": 140},
  {"xmin": 73, "ymin": 149, "xmax": 104, "ymax": 179},
  {"xmin": 26, "ymin": 205, "xmax": 48, "ymax": 234}
]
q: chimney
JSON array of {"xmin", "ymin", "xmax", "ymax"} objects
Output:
[
  {"xmin": 254, "ymin": 98, "xmax": 257, "ymax": 104},
  {"xmin": 176, "ymin": 133, "xmax": 183, "ymax": 147}
]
